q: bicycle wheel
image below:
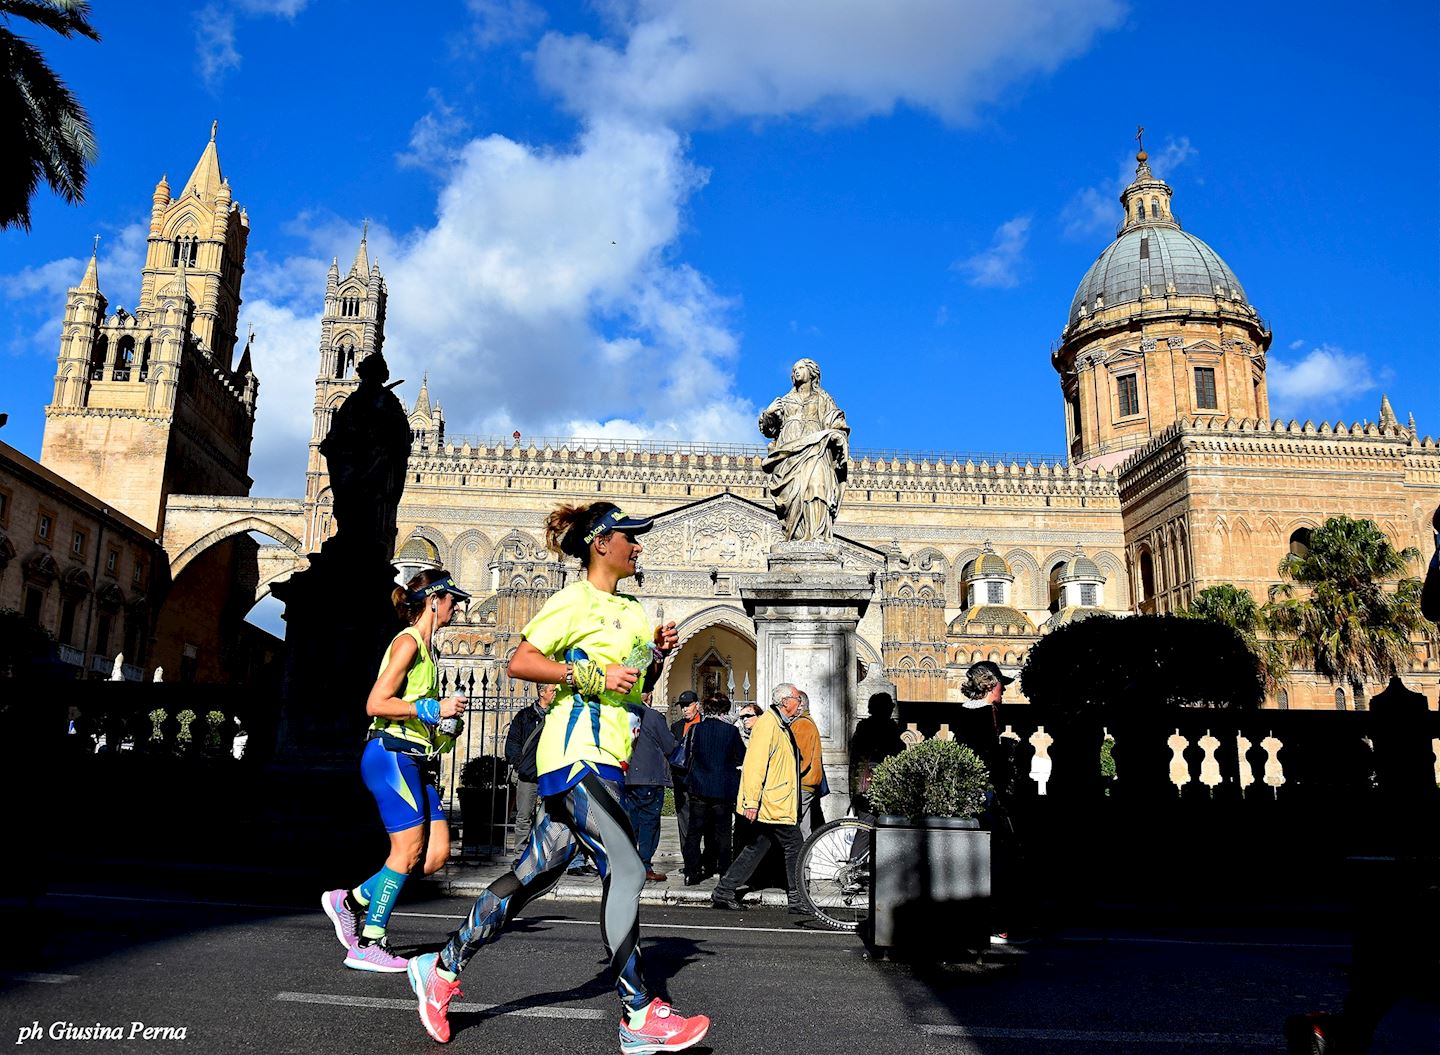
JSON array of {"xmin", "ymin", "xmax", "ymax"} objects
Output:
[{"xmin": 797, "ymin": 816, "xmax": 873, "ymax": 931}]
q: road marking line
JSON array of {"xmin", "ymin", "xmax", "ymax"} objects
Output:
[
  {"xmin": 0, "ymin": 971, "xmax": 79, "ymax": 984},
  {"xmin": 920, "ymin": 1024, "xmax": 1279, "ymax": 1045},
  {"xmin": 44, "ymin": 894, "xmax": 1343, "ymax": 950},
  {"xmin": 46, "ymin": 893, "xmax": 849, "ymax": 938},
  {"xmin": 275, "ymin": 991, "xmax": 605, "ymax": 1020}
]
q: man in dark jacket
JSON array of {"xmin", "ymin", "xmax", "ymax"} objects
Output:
[
  {"xmin": 669, "ymin": 690, "xmax": 701, "ymax": 876},
  {"xmin": 625, "ymin": 701, "xmax": 677, "ymax": 882},
  {"xmin": 682, "ymin": 695, "xmax": 745, "ymax": 885},
  {"xmin": 503, "ymin": 684, "xmax": 554, "ymax": 856}
]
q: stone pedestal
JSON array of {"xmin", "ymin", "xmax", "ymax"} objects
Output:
[
  {"xmin": 741, "ymin": 542, "xmax": 874, "ymax": 816},
  {"xmin": 269, "ymin": 535, "xmax": 400, "ymax": 769}
]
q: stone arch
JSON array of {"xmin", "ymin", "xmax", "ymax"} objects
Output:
[
  {"xmin": 673, "ymin": 604, "xmax": 755, "ymax": 649},
  {"xmin": 254, "ymin": 564, "xmax": 299, "ymax": 603},
  {"xmin": 170, "ymin": 516, "xmax": 305, "ymax": 579},
  {"xmin": 448, "ymin": 528, "xmax": 491, "ymax": 591},
  {"xmin": 1094, "ymin": 551, "xmax": 1126, "ymax": 602},
  {"xmin": 910, "ymin": 547, "xmax": 947, "ymax": 580},
  {"xmin": 495, "ymin": 528, "xmax": 540, "ymax": 563},
  {"xmin": 1003, "ymin": 548, "xmax": 1043, "ymax": 608},
  {"xmin": 951, "ymin": 546, "xmax": 983, "ymax": 607}
]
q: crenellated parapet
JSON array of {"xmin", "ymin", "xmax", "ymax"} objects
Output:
[{"xmin": 401, "ymin": 435, "xmax": 1120, "ymax": 503}]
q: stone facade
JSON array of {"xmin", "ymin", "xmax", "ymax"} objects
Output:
[
  {"xmin": 0, "ymin": 438, "xmax": 162, "ymax": 678},
  {"xmin": 17, "ymin": 133, "xmax": 1438, "ymax": 713},
  {"xmin": 40, "ymin": 124, "xmax": 257, "ymax": 536}
]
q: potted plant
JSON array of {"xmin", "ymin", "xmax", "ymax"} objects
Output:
[
  {"xmin": 458, "ymin": 756, "xmax": 509, "ymax": 856},
  {"xmin": 866, "ymin": 737, "xmax": 992, "ymax": 955}
]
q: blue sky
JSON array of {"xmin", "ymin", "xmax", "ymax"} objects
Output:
[{"xmin": 3, "ymin": 0, "xmax": 1437, "ymax": 505}]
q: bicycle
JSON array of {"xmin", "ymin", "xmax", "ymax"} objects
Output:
[{"xmin": 797, "ymin": 815, "xmax": 874, "ymax": 931}]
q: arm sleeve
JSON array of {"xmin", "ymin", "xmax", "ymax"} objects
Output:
[
  {"xmin": 737, "ymin": 719, "xmax": 771, "ymax": 811},
  {"xmin": 653, "ymin": 711, "xmax": 677, "ymax": 755}
]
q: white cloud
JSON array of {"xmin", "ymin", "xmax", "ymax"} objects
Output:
[
  {"xmin": 397, "ymin": 92, "xmax": 473, "ymax": 173},
  {"xmin": 535, "ymin": 0, "xmax": 1126, "ymax": 126},
  {"xmin": 239, "ymin": 299, "xmax": 323, "ymax": 497},
  {"xmin": 954, "ymin": 216, "xmax": 1030, "ymax": 289},
  {"xmin": 1061, "ymin": 136, "xmax": 1197, "ymax": 240},
  {"xmin": 465, "ymin": 0, "xmax": 547, "ymax": 47},
  {"xmin": 194, "ymin": 0, "xmax": 311, "ymax": 89},
  {"xmin": 1267, "ymin": 343, "xmax": 1377, "ymax": 418}
]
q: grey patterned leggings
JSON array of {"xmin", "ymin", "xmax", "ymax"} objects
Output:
[{"xmin": 439, "ymin": 771, "xmax": 650, "ymax": 1013}]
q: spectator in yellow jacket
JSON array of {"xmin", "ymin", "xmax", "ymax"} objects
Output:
[{"xmin": 711, "ymin": 683, "xmax": 807, "ymax": 915}]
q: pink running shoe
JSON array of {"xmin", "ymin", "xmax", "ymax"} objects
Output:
[
  {"xmin": 618, "ymin": 999, "xmax": 711, "ymax": 1054},
  {"xmin": 344, "ymin": 936, "xmax": 408, "ymax": 973},
  {"xmin": 321, "ymin": 889, "xmax": 360, "ymax": 951},
  {"xmin": 408, "ymin": 952, "xmax": 464, "ymax": 1043}
]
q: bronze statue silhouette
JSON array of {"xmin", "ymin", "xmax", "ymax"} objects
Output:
[{"xmin": 320, "ymin": 352, "xmax": 411, "ymax": 558}]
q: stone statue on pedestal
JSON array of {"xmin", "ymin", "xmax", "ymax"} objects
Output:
[
  {"xmin": 269, "ymin": 351, "xmax": 411, "ymax": 767},
  {"xmin": 758, "ymin": 358, "xmax": 850, "ymax": 542},
  {"xmin": 319, "ymin": 353, "xmax": 411, "ymax": 562}
]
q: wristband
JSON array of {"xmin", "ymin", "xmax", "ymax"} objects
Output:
[
  {"xmin": 415, "ymin": 697, "xmax": 442, "ymax": 726},
  {"xmin": 571, "ymin": 659, "xmax": 606, "ymax": 697}
]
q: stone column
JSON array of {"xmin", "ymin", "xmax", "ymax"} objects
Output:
[{"xmin": 741, "ymin": 541, "xmax": 874, "ymax": 817}]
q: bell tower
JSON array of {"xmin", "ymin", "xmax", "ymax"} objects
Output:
[
  {"xmin": 41, "ymin": 124, "xmax": 257, "ymax": 533},
  {"xmin": 304, "ymin": 227, "xmax": 389, "ymax": 548}
]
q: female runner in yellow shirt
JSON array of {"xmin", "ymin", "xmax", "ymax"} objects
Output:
[{"xmin": 405, "ymin": 502, "xmax": 710, "ymax": 1054}]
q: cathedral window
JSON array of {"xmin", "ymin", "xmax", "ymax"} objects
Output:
[
  {"xmin": 114, "ymin": 337, "xmax": 135, "ymax": 381},
  {"xmin": 1150, "ymin": 199, "xmax": 1159, "ymax": 218},
  {"xmin": 1080, "ymin": 583, "xmax": 1097, "ymax": 607},
  {"xmin": 1116, "ymin": 373, "xmax": 1140, "ymax": 417},
  {"xmin": 1194, "ymin": 367, "xmax": 1217, "ymax": 410},
  {"xmin": 986, "ymin": 582, "xmax": 1003, "ymax": 604},
  {"xmin": 37, "ymin": 511, "xmax": 54, "ymax": 543},
  {"xmin": 1334, "ymin": 687, "xmax": 1346, "ymax": 711},
  {"xmin": 89, "ymin": 335, "xmax": 108, "ymax": 381},
  {"xmin": 959, "ymin": 559, "xmax": 975, "ymax": 608},
  {"xmin": 1276, "ymin": 689, "xmax": 1288, "ymax": 710},
  {"xmin": 71, "ymin": 529, "xmax": 86, "ymax": 557},
  {"xmin": 1288, "ymin": 528, "xmax": 1312, "ymax": 558},
  {"xmin": 1047, "ymin": 562, "xmax": 1066, "ymax": 613},
  {"xmin": 138, "ymin": 340, "xmax": 151, "ymax": 382}
]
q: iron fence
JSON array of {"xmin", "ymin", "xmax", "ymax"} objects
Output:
[{"xmin": 436, "ymin": 665, "xmax": 541, "ymax": 863}]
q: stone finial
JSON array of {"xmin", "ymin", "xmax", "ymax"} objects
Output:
[{"xmin": 1378, "ymin": 393, "xmax": 1398, "ymax": 430}]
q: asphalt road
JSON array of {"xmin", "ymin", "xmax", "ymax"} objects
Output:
[{"xmin": 0, "ymin": 882, "xmax": 1430, "ymax": 1054}]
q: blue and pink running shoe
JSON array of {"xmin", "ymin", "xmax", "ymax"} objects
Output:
[
  {"xmin": 344, "ymin": 936, "xmax": 408, "ymax": 973},
  {"xmin": 321, "ymin": 889, "xmax": 360, "ymax": 951}
]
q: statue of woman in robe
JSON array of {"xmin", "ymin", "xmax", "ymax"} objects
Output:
[{"xmin": 757, "ymin": 358, "xmax": 849, "ymax": 542}]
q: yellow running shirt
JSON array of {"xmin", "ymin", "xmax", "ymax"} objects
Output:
[{"xmin": 523, "ymin": 580, "xmax": 653, "ymax": 784}]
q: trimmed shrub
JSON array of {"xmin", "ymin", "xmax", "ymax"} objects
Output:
[{"xmin": 867, "ymin": 738, "xmax": 990, "ymax": 819}]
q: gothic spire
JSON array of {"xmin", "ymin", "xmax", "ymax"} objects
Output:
[
  {"xmin": 413, "ymin": 371, "xmax": 432, "ymax": 417},
  {"xmin": 78, "ymin": 235, "xmax": 100, "ymax": 293},
  {"xmin": 180, "ymin": 121, "xmax": 224, "ymax": 202},
  {"xmin": 351, "ymin": 221, "xmax": 370, "ymax": 275},
  {"xmin": 1378, "ymin": 393, "xmax": 1397, "ymax": 430}
]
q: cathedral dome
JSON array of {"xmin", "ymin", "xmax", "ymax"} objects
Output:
[
  {"xmin": 396, "ymin": 534, "xmax": 440, "ymax": 565},
  {"xmin": 1067, "ymin": 225, "xmax": 1248, "ymax": 328}
]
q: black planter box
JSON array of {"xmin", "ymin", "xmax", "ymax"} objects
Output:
[{"xmin": 869, "ymin": 815, "xmax": 991, "ymax": 953}]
